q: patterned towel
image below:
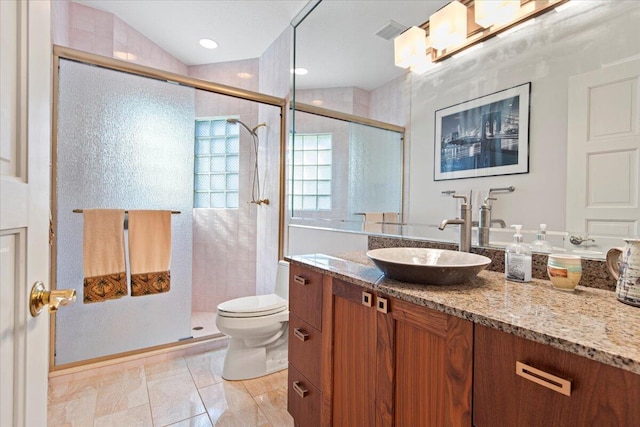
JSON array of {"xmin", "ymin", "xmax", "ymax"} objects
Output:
[
  {"xmin": 83, "ymin": 209, "xmax": 128, "ymax": 303},
  {"xmin": 128, "ymin": 210, "xmax": 172, "ymax": 296}
]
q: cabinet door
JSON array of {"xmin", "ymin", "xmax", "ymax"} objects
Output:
[
  {"xmin": 331, "ymin": 279, "xmax": 377, "ymax": 426},
  {"xmin": 474, "ymin": 324, "xmax": 640, "ymax": 426},
  {"xmin": 390, "ymin": 298, "xmax": 473, "ymax": 427}
]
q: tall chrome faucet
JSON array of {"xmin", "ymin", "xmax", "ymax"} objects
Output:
[
  {"xmin": 478, "ymin": 186, "xmax": 515, "ymax": 246},
  {"xmin": 439, "ymin": 193, "xmax": 472, "ymax": 252}
]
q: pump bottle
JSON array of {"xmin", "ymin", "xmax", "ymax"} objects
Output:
[
  {"xmin": 531, "ymin": 224, "xmax": 553, "ymax": 254},
  {"xmin": 505, "ymin": 224, "xmax": 532, "ymax": 282}
]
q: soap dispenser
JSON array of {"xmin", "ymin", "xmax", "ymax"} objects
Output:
[
  {"xmin": 531, "ymin": 223, "xmax": 553, "ymax": 254},
  {"xmin": 505, "ymin": 225, "xmax": 532, "ymax": 282}
]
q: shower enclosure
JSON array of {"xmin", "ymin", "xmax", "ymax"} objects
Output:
[{"xmin": 52, "ymin": 47, "xmax": 285, "ymax": 367}]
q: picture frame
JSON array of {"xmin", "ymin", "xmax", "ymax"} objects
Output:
[{"xmin": 434, "ymin": 82, "xmax": 531, "ymax": 181}]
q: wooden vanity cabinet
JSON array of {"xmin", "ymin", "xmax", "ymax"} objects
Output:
[
  {"xmin": 331, "ymin": 278, "xmax": 473, "ymax": 426},
  {"xmin": 287, "ymin": 265, "xmax": 331, "ymax": 427},
  {"xmin": 474, "ymin": 324, "xmax": 640, "ymax": 426},
  {"xmin": 289, "ymin": 261, "xmax": 640, "ymax": 427}
]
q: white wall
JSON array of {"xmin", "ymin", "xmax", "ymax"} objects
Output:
[{"xmin": 407, "ymin": 2, "xmax": 640, "ymax": 232}]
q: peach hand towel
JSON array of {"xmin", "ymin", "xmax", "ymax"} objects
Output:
[
  {"xmin": 83, "ymin": 209, "xmax": 128, "ymax": 303},
  {"xmin": 363, "ymin": 212, "xmax": 383, "ymax": 233},
  {"xmin": 128, "ymin": 210, "xmax": 172, "ymax": 296}
]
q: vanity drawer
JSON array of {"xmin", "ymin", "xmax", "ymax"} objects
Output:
[
  {"xmin": 473, "ymin": 324, "xmax": 640, "ymax": 426},
  {"xmin": 289, "ymin": 264, "xmax": 323, "ymax": 330},
  {"xmin": 288, "ymin": 364, "xmax": 320, "ymax": 427},
  {"xmin": 289, "ymin": 313, "xmax": 322, "ymax": 387}
]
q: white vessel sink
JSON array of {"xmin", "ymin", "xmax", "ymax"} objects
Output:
[{"xmin": 367, "ymin": 247, "xmax": 492, "ymax": 285}]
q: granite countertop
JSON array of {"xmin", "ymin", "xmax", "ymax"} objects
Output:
[{"xmin": 285, "ymin": 252, "xmax": 640, "ymax": 376}]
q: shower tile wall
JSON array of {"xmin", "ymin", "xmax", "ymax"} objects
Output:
[
  {"xmin": 296, "ymin": 86, "xmax": 370, "ymax": 117},
  {"xmin": 369, "ymin": 73, "xmax": 411, "ymax": 127},
  {"xmin": 192, "ymin": 209, "xmax": 257, "ymax": 312},
  {"xmin": 52, "ymin": 0, "xmax": 188, "ymax": 74},
  {"xmin": 191, "ymin": 59, "xmax": 261, "ymax": 312},
  {"xmin": 256, "ymin": 29, "xmax": 292, "ymax": 295}
]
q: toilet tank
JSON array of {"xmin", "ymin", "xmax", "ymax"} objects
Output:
[{"xmin": 274, "ymin": 260, "xmax": 290, "ymax": 300}]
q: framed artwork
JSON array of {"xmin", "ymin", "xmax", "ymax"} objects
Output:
[{"xmin": 434, "ymin": 82, "xmax": 530, "ymax": 181}]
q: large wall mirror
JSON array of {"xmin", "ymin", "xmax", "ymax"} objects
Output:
[{"xmin": 292, "ymin": 0, "xmax": 640, "ymax": 258}]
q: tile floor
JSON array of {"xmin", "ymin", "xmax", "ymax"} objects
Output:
[{"xmin": 47, "ymin": 347, "xmax": 293, "ymax": 426}]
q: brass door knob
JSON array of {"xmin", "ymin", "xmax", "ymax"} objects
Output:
[{"xmin": 29, "ymin": 281, "xmax": 76, "ymax": 317}]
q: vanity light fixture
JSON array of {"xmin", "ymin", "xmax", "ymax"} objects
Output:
[
  {"xmin": 474, "ymin": 0, "xmax": 520, "ymax": 28},
  {"xmin": 394, "ymin": 26, "xmax": 428, "ymax": 69},
  {"xmin": 393, "ymin": 0, "xmax": 571, "ymax": 66},
  {"xmin": 429, "ymin": 1, "xmax": 467, "ymax": 50}
]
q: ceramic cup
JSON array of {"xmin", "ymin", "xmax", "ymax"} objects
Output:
[
  {"xmin": 606, "ymin": 247, "xmax": 624, "ymax": 279},
  {"xmin": 547, "ymin": 254, "xmax": 582, "ymax": 291}
]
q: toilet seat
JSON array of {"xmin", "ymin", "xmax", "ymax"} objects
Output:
[{"xmin": 217, "ymin": 294, "xmax": 287, "ymax": 318}]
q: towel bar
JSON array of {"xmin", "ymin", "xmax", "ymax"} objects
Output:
[{"xmin": 73, "ymin": 209, "xmax": 181, "ymax": 214}]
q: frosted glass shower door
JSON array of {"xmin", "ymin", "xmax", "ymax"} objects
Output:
[
  {"xmin": 54, "ymin": 59, "xmax": 195, "ymax": 365},
  {"xmin": 348, "ymin": 123, "xmax": 403, "ymax": 219}
]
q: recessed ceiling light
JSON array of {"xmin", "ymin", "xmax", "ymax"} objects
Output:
[
  {"xmin": 199, "ymin": 38, "xmax": 218, "ymax": 49},
  {"xmin": 290, "ymin": 68, "xmax": 308, "ymax": 75}
]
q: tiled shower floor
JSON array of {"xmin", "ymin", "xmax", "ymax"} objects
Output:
[{"xmin": 191, "ymin": 311, "xmax": 220, "ymax": 339}]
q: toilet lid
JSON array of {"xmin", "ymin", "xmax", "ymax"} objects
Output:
[{"xmin": 217, "ymin": 294, "xmax": 287, "ymax": 318}]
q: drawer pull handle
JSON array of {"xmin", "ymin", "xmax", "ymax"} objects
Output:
[
  {"xmin": 294, "ymin": 275, "xmax": 309, "ymax": 286},
  {"xmin": 294, "ymin": 328, "xmax": 309, "ymax": 342},
  {"xmin": 376, "ymin": 297, "xmax": 389, "ymax": 313},
  {"xmin": 362, "ymin": 291, "xmax": 373, "ymax": 307},
  {"xmin": 516, "ymin": 361, "xmax": 572, "ymax": 396},
  {"xmin": 292, "ymin": 381, "xmax": 309, "ymax": 398}
]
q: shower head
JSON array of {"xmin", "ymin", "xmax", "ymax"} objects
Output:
[
  {"xmin": 226, "ymin": 118, "xmax": 254, "ymax": 136},
  {"xmin": 226, "ymin": 118, "xmax": 266, "ymax": 136},
  {"xmin": 252, "ymin": 122, "xmax": 267, "ymax": 133}
]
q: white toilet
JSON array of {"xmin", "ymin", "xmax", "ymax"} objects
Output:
[{"xmin": 215, "ymin": 260, "xmax": 289, "ymax": 380}]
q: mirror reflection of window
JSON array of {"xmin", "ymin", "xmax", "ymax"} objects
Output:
[{"xmin": 289, "ymin": 133, "xmax": 333, "ymax": 211}]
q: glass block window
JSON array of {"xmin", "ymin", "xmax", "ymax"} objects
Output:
[
  {"xmin": 194, "ymin": 118, "xmax": 240, "ymax": 208},
  {"xmin": 289, "ymin": 133, "xmax": 332, "ymax": 211}
]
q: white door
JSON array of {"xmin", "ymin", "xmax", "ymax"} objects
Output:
[
  {"xmin": 566, "ymin": 58, "xmax": 640, "ymax": 237},
  {"xmin": 1, "ymin": 1, "xmax": 51, "ymax": 426}
]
